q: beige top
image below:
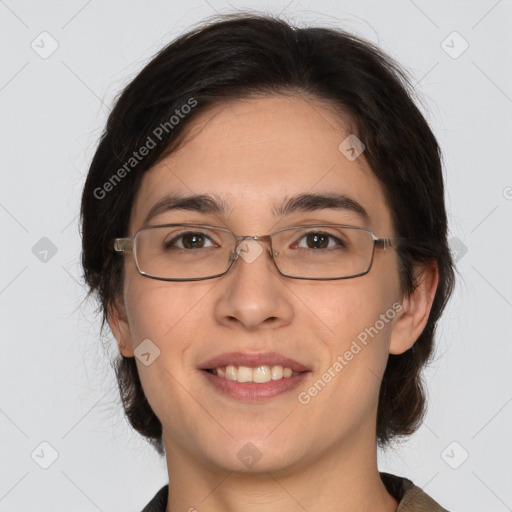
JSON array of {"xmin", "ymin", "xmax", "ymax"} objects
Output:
[
  {"xmin": 141, "ymin": 472, "xmax": 450, "ymax": 511},
  {"xmin": 381, "ymin": 472, "xmax": 449, "ymax": 511}
]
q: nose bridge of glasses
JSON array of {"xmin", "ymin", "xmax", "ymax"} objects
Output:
[{"xmin": 230, "ymin": 234, "xmax": 277, "ymax": 263}]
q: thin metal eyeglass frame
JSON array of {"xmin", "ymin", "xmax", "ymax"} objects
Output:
[{"xmin": 112, "ymin": 223, "xmax": 406, "ymax": 282}]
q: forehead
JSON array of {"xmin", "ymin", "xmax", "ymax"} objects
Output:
[{"xmin": 129, "ymin": 94, "xmax": 393, "ymax": 233}]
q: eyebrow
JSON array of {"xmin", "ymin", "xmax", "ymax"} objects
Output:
[{"xmin": 143, "ymin": 192, "xmax": 371, "ymax": 226}]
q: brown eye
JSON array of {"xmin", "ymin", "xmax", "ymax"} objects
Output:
[
  {"xmin": 164, "ymin": 232, "xmax": 213, "ymax": 250},
  {"xmin": 295, "ymin": 232, "xmax": 345, "ymax": 250}
]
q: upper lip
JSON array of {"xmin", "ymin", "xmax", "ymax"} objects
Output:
[{"xmin": 199, "ymin": 352, "xmax": 310, "ymax": 372}]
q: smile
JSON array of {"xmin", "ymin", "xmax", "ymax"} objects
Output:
[{"xmin": 205, "ymin": 364, "xmax": 301, "ymax": 383}]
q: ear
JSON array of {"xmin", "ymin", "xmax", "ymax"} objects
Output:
[
  {"xmin": 389, "ymin": 262, "xmax": 439, "ymax": 355},
  {"xmin": 107, "ymin": 298, "xmax": 134, "ymax": 358}
]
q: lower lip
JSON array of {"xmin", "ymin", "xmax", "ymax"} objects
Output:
[{"xmin": 201, "ymin": 370, "xmax": 310, "ymax": 402}]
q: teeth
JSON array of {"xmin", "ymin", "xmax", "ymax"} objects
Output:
[
  {"xmin": 238, "ymin": 366, "xmax": 253, "ymax": 383},
  {"xmin": 212, "ymin": 364, "xmax": 300, "ymax": 383},
  {"xmin": 253, "ymin": 365, "xmax": 271, "ymax": 383}
]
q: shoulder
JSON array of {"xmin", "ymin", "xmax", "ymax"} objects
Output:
[{"xmin": 380, "ymin": 472, "xmax": 450, "ymax": 512}]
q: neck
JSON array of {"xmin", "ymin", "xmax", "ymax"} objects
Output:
[{"xmin": 163, "ymin": 427, "xmax": 398, "ymax": 512}]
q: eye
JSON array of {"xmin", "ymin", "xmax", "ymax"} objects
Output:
[
  {"xmin": 294, "ymin": 231, "xmax": 346, "ymax": 250},
  {"xmin": 164, "ymin": 231, "xmax": 216, "ymax": 250}
]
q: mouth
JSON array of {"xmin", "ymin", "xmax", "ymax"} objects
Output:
[
  {"xmin": 199, "ymin": 353, "xmax": 311, "ymax": 402},
  {"xmin": 203, "ymin": 364, "xmax": 305, "ymax": 383},
  {"xmin": 198, "ymin": 351, "xmax": 311, "ymax": 401}
]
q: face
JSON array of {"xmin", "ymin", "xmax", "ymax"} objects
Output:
[{"xmin": 111, "ymin": 94, "xmax": 419, "ymax": 475}]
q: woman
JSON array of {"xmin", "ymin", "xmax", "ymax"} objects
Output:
[{"xmin": 80, "ymin": 13, "xmax": 454, "ymax": 511}]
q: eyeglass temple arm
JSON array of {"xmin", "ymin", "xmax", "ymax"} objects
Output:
[
  {"xmin": 112, "ymin": 238, "xmax": 133, "ymax": 253},
  {"xmin": 374, "ymin": 236, "xmax": 406, "ymax": 250}
]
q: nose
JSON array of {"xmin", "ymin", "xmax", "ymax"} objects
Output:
[{"xmin": 213, "ymin": 237, "xmax": 294, "ymax": 331}]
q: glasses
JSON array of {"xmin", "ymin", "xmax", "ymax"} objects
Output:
[{"xmin": 113, "ymin": 223, "xmax": 405, "ymax": 281}]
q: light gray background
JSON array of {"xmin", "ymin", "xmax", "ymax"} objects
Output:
[{"xmin": 0, "ymin": 0, "xmax": 511, "ymax": 511}]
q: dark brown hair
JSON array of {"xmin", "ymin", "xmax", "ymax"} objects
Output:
[{"xmin": 80, "ymin": 13, "xmax": 455, "ymax": 456}]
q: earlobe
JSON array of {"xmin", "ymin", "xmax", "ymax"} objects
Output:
[
  {"xmin": 107, "ymin": 300, "xmax": 134, "ymax": 358},
  {"xmin": 389, "ymin": 263, "xmax": 439, "ymax": 355}
]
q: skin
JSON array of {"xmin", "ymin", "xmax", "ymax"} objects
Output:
[{"xmin": 109, "ymin": 94, "xmax": 438, "ymax": 512}]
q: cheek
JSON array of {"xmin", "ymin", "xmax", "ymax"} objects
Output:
[
  {"xmin": 123, "ymin": 274, "xmax": 214, "ymax": 343},
  {"xmin": 121, "ymin": 278, "xmax": 210, "ymax": 418},
  {"xmin": 300, "ymin": 272, "xmax": 399, "ymax": 341},
  {"xmin": 298, "ymin": 274, "xmax": 399, "ymax": 409}
]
